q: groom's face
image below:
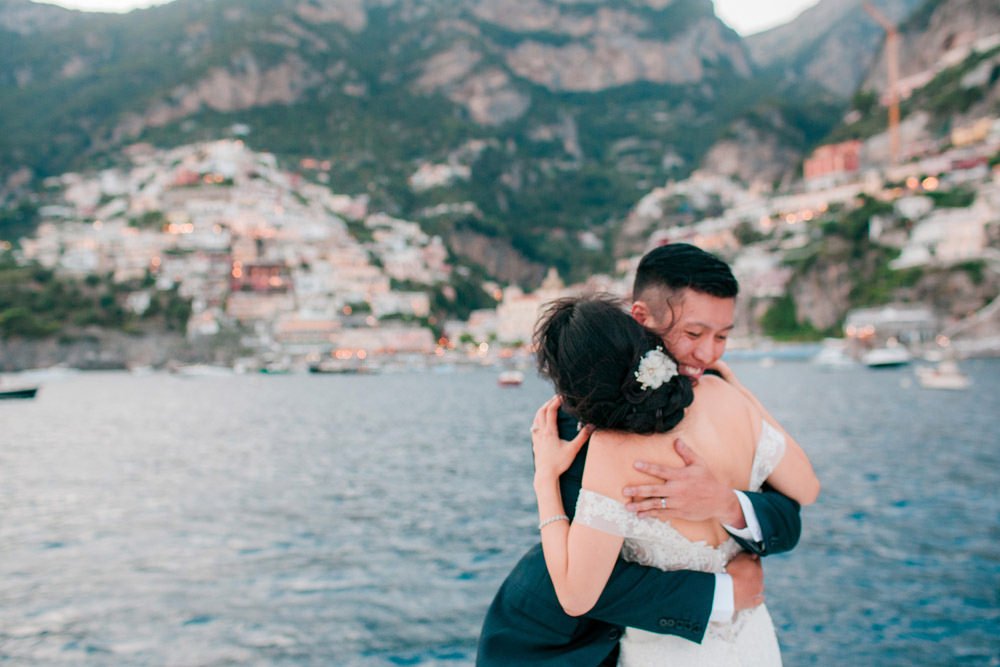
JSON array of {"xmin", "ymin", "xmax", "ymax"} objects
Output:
[{"xmin": 644, "ymin": 289, "xmax": 735, "ymax": 383}]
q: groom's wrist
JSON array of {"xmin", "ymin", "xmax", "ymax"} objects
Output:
[
  {"xmin": 720, "ymin": 491, "xmax": 746, "ymax": 528},
  {"xmin": 709, "ymin": 573, "xmax": 735, "ymax": 622},
  {"xmin": 725, "ymin": 492, "xmax": 764, "ymax": 543}
]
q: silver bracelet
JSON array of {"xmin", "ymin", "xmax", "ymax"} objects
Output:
[{"xmin": 538, "ymin": 514, "xmax": 570, "ymax": 530}]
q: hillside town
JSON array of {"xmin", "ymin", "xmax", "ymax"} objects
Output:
[{"xmin": 6, "ymin": 98, "xmax": 999, "ymax": 373}]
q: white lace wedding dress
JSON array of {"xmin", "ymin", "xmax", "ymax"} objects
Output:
[{"xmin": 574, "ymin": 421, "xmax": 787, "ymax": 667}]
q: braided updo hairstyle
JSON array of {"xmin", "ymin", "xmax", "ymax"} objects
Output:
[{"xmin": 534, "ymin": 295, "xmax": 693, "ymax": 435}]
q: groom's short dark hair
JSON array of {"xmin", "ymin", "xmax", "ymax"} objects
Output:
[{"xmin": 632, "ymin": 243, "xmax": 738, "ymax": 301}]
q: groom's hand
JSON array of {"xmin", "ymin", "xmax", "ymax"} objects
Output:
[
  {"xmin": 728, "ymin": 553, "xmax": 765, "ymax": 611},
  {"xmin": 623, "ymin": 439, "xmax": 746, "ymax": 527}
]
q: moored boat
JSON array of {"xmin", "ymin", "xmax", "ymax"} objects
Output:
[
  {"xmin": 0, "ymin": 386, "xmax": 38, "ymax": 400},
  {"xmin": 916, "ymin": 360, "xmax": 971, "ymax": 390},
  {"xmin": 862, "ymin": 345, "xmax": 912, "ymax": 368},
  {"xmin": 813, "ymin": 338, "xmax": 856, "ymax": 368},
  {"xmin": 308, "ymin": 359, "xmax": 377, "ymax": 374},
  {"xmin": 170, "ymin": 363, "xmax": 235, "ymax": 377},
  {"xmin": 498, "ymin": 370, "xmax": 524, "ymax": 387}
]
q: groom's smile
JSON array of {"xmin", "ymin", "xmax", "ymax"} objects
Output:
[{"xmin": 637, "ymin": 289, "xmax": 736, "ymax": 382}]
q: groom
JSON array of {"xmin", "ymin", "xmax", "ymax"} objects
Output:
[{"xmin": 477, "ymin": 243, "xmax": 803, "ymax": 666}]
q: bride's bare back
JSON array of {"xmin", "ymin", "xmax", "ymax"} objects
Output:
[{"xmin": 581, "ymin": 374, "xmax": 763, "ymax": 547}]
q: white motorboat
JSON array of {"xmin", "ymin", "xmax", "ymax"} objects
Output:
[
  {"xmin": 813, "ymin": 338, "xmax": 856, "ymax": 368},
  {"xmin": 862, "ymin": 345, "xmax": 912, "ymax": 368},
  {"xmin": 171, "ymin": 363, "xmax": 235, "ymax": 377}
]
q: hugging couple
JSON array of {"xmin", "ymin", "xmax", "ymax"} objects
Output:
[{"xmin": 478, "ymin": 243, "xmax": 820, "ymax": 666}]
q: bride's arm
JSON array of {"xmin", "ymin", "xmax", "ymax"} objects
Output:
[
  {"xmin": 712, "ymin": 361, "xmax": 820, "ymax": 506},
  {"xmin": 533, "ymin": 397, "xmax": 625, "ymax": 616}
]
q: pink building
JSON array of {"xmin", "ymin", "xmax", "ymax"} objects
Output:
[
  {"xmin": 803, "ymin": 141, "xmax": 862, "ymax": 181},
  {"xmin": 230, "ymin": 262, "xmax": 290, "ymax": 293}
]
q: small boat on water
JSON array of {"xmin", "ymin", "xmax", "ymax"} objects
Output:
[
  {"xmin": 308, "ymin": 359, "xmax": 377, "ymax": 375},
  {"xmin": 498, "ymin": 369, "xmax": 525, "ymax": 387},
  {"xmin": 170, "ymin": 363, "xmax": 235, "ymax": 377},
  {"xmin": 0, "ymin": 386, "xmax": 38, "ymax": 400},
  {"xmin": 813, "ymin": 338, "xmax": 856, "ymax": 368},
  {"xmin": 916, "ymin": 360, "xmax": 971, "ymax": 390},
  {"xmin": 862, "ymin": 344, "xmax": 912, "ymax": 368}
]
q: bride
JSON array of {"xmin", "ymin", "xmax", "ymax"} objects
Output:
[{"xmin": 530, "ymin": 295, "xmax": 820, "ymax": 666}]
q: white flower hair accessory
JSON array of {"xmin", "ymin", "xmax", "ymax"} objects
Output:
[{"xmin": 634, "ymin": 346, "xmax": 677, "ymax": 391}]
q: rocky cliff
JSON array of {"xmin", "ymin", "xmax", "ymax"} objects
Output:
[
  {"xmin": 863, "ymin": 0, "xmax": 1000, "ymax": 91},
  {"xmin": 747, "ymin": 0, "xmax": 923, "ymax": 97}
]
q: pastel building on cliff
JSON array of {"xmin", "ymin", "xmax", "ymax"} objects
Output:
[
  {"xmin": 495, "ymin": 268, "xmax": 570, "ymax": 344},
  {"xmin": 803, "ymin": 140, "xmax": 862, "ymax": 186}
]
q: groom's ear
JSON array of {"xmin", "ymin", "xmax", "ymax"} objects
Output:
[{"xmin": 631, "ymin": 300, "xmax": 650, "ymax": 325}]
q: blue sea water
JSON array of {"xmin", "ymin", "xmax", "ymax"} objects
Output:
[{"xmin": 1, "ymin": 359, "xmax": 998, "ymax": 665}]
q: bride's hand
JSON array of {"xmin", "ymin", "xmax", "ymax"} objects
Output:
[
  {"xmin": 710, "ymin": 360, "xmax": 759, "ymax": 405},
  {"xmin": 531, "ymin": 395, "xmax": 593, "ymax": 480},
  {"xmin": 709, "ymin": 359, "xmax": 741, "ymax": 387}
]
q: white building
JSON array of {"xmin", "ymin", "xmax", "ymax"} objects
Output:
[
  {"xmin": 892, "ymin": 202, "xmax": 992, "ymax": 269},
  {"xmin": 371, "ymin": 291, "xmax": 431, "ymax": 318},
  {"xmin": 333, "ymin": 325, "xmax": 436, "ymax": 354},
  {"xmin": 732, "ymin": 248, "xmax": 792, "ymax": 299},
  {"xmin": 496, "ymin": 269, "xmax": 572, "ymax": 344},
  {"xmin": 893, "ymin": 196, "xmax": 934, "ymax": 221}
]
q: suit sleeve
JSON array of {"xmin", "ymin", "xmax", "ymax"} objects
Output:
[
  {"xmin": 556, "ymin": 409, "xmax": 715, "ymax": 642},
  {"xmin": 730, "ymin": 484, "xmax": 801, "ymax": 556},
  {"xmin": 584, "ymin": 552, "xmax": 715, "ymax": 640}
]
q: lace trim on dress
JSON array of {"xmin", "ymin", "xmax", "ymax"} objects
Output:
[
  {"xmin": 574, "ymin": 489, "xmax": 737, "ymax": 574},
  {"xmin": 749, "ymin": 421, "xmax": 786, "ymax": 491}
]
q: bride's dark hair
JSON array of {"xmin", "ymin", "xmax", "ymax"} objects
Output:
[{"xmin": 534, "ymin": 295, "xmax": 693, "ymax": 434}]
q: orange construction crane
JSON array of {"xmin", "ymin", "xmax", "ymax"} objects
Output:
[{"xmin": 863, "ymin": 1, "xmax": 900, "ymax": 165}]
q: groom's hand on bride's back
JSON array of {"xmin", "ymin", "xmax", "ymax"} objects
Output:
[
  {"xmin": 623, "ymin": 439, "xmax": 745, "ymax": 526},
  {"xmin": 728, "ymin": 553, "xmax": 766, "ymax": 611}
]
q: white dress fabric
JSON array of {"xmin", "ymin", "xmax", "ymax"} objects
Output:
[{"xmin": 574, "ymin": 421, "xmax": 788, "ymax": 667}]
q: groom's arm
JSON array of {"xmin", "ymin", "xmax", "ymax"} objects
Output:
[
  {"xmin": 580, "ymin": 548, "xmax": 764, "ymax": 642},
  {"xmin": 583, "ymin": 556, "xmax": 715, "ymax": 641},
  {"xmin": 729, "ymin": 484, "xmax": 801, "ymax": 556}
]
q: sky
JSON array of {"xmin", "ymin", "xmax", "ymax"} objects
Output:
[{"xmin": 33, "ymin": 0, "xmax": 822, "ymax": 36}]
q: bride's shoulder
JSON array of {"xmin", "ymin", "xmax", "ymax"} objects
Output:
[
  {"xmin": 694, "ymin": 375, "xmax": 760, "ymax": 424},
  {"xmin": 694, "ymin": 373, "xmax": 741, "ymax": 400}
]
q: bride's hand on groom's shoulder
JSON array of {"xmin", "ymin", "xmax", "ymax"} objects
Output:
[
  {"xmin": 531, "ymin": 395, "xmax": 593, "ymax": 480},
  {"xmin": 709, "ymin": 360, "xmax": 740, "ymax": 386}
]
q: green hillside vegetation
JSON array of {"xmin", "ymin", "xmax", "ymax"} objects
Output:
[
  {"xmin": 762, "ymin": 191, "xmax": 992, "ymax": 340},
  {"xmin": 763, "ymin": 197, "xmax": 902, "ymax": 339},
  {"xmin": 0, "ymin": 201, "xmax": 39, "ymax": 243},
  {"xmin": 0, "ymin": 254, "xmax": 191, "ymax": 340},
  {"xmin": 913, "ymin": 46, "xmax": 1000, "ymax": 122}
]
